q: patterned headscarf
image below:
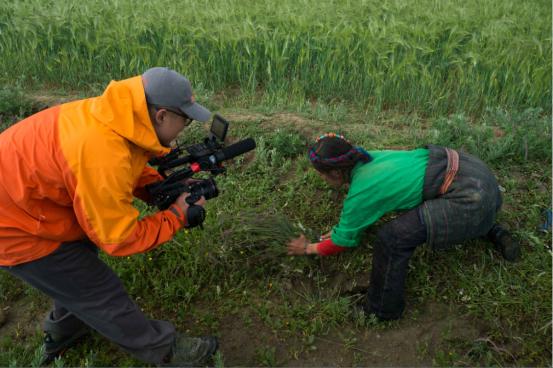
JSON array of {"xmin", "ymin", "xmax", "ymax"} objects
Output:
[{"xmin": 308, "ymin": 133, "xmax": 372, "ymax": 170}]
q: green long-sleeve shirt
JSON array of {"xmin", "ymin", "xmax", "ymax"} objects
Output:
[{"xmin": 330, "ymin": 148, "xmax": 429, "ymax": 247}]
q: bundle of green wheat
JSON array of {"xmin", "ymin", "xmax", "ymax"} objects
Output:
[{"xmin": 218, "ymin": 209, "xmax": 317, "ymax": 261}]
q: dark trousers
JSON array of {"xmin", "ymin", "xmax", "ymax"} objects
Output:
[
  {"xmin": 364, "ymin": 208, "xmax": 427, "ymax": 320},
  {"xmin": 1, "ymin": 240, "xmax": 175, "ymax": 364}
]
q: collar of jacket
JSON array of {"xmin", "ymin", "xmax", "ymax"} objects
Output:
[{"xmin": 89, "ymin": 75, "xmax": 171, "ymax": 156}]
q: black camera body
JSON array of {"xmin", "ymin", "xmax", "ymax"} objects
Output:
[{"xmin": 146, "ymin": 114, "xmax": 255, "ymax": 228}]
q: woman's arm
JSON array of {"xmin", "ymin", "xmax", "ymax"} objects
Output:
[{"xmin": 287, "ymin": 234, "xmax": 346, "ymax": 256}]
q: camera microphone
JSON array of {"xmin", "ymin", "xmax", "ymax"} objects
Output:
[{"xmin": 211, "ymin": 138, "xmax": 256, "ymax": 164}]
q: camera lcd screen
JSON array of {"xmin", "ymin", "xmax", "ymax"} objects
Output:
[{"xmin": 210, "ymin": 114, "xmax": 229, "ymax": 142}]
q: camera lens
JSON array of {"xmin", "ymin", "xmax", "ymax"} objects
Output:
[{"xmin": 190, "ymin": 178, "xmax": 219, "ymax": 200}]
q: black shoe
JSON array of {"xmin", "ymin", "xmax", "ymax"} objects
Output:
[
  {"xmin": 41, "ymin": 311, "xmax": 90, "ymax": 365},
  {"xmin": 351, "ymin": 304, "xmax": 379, "ymax": 326},
  {"xmin": 487, "ymin": 224, "xmax": 521, "ymax": 262},
  {"xmin": 164, "ymin": 335, "xmax": 219, "ymax": 367},
  {"xmin": 351, "ymin": 299, "xmax": 401, "ymax": 324}
]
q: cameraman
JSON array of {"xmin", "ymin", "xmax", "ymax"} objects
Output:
[{"xmin": 0, "ymin": 67, "xmax": 218, "ymax": 365}]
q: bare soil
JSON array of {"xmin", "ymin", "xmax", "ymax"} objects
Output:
[
  {"xmin": 217, "ymin": 301, "xmax": 482, "ymax": 366},
  {"xmin": 0, "ymin": 294, "xmax": 49, "ymax": 343}
]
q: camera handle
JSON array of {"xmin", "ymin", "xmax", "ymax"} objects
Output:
[{"xmin": 186, "ymin": 205, "xmax": 206, "ymax": 229}]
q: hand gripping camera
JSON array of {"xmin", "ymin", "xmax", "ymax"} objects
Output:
[{"xmin": 146, "ymin": 114, "xmax": 256, "ymax": 228}]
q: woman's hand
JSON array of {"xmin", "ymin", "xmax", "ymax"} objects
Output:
[
  {"xmin": 287, "ymin": 234, "xmax": 318, "ymax": 256},
  {"xmin": 319, "ymin": 230, "xmax": 332, "ymax": 241}
]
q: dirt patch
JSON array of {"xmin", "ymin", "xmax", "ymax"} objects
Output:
[
  {"xmin": 0, "ymin": 284, "xmax": 497, "ymax": 367},
  {"xmin": 298, "ymin": 304, "xmax": 480, "ymax": 367},
  {"xmin": 281, "ymin": 272, "xmax": 371, "ymax": 300},
  {"xmin": 223, "ymin": 112, "xmax": 267, "ymax": 123},
  {"xmin": 0, "ymin": 296, "xmax": 48, "ymax": 343},
  {"xmin": 224, "ymin": 111, "xmax": 339, "ymax": 140},
  {"xmin": 265, "ymin": 113, "xmax": 337, "ymax": 140},
  {"xmin": 28, "ymin": 91, "xmax": 86, "ymax": 108},
  {"xmin": 217, "ymin": 112, "xmax": 339, "ymax": 140},
  {"xmin": 215, "ymin": 301, "xmax": 481, "ymax": 366},
  {"xmin": 217, "ymin": 312, "xmax": 288, "ymax": 366}
]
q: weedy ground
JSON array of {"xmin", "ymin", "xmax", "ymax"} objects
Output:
[
  {"xmin": 0, "ymin": 0, "xmax": 551, "ymax": 366},
  {"xmin": 0, "ymin": 89, "xmax": 550, "ymax": 367}
]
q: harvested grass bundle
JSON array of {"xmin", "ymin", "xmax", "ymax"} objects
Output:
[{"xmin": 218, "ymin": 209, "xmax": 317, "ymax": 262}]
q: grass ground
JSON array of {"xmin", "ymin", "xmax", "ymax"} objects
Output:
[
  {"xmin": 0, "ymin": 90, "xmax": 551, "ymax": 366},
  {"xmin": 0, "ymin": 0, "xmax": 551, "ymax": 366}
]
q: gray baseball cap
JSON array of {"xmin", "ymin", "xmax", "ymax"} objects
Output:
[{"xmin": 142, "ymin": 67, "xmax": 211, "ymax": 122}]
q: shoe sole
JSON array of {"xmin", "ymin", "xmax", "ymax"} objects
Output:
[{"xmin": 41, "ymin": 329, "xmax": 89, "ymax": 365}]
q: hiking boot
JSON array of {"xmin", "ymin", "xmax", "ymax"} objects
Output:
[
  {"xmin": 41, "ymin": 311, "xmax": 90, "ymax": 365},
  {"xmin": 487, "ymin": 224, "xmax": 521, "ymax": 262},
  {"xmin": 164, "ymin": 334, "xmax": 218, "ymax": 367}
]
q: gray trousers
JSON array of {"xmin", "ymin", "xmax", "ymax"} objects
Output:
[{"xmin": 1, "ymin": 240, "xmax": 175, "ymax": 364}]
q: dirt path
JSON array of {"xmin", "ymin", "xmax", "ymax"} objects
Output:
[
  {"xmin": 217, "ymin": 302, "xmax": 482, "ymax": 366},
  {"xmin": 0, "ymin": 295, "xmax": 49, "ymax": 344}
]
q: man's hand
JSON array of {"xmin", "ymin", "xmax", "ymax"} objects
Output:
[
  {"xmin": 174, "ymin": 192, "xmax": 206, "ymax": 213},
  {"xmin": 287, "ymin": 234, "xmax": 318, "ymax": 256},
  {"xmin": 182, "ymin": 178, "xmax": 202, "ymax": 186}
]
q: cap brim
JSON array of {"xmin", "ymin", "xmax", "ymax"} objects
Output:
[{"xmin": 181, "ymin": 103, "xmax": 211, "ymax": 122}]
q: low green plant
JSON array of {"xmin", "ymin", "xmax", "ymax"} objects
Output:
[
  {"xmin": 255, "ymin": 346, "xmax": 277, "ymax": 366},
  {"xmin": 217, "ymin": 209, "xmax": 317, "ymax": 263}
]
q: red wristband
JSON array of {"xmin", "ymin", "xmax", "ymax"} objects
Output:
[{"xmin": 316, "ymin": 238, "xmax": 347, "ymax": 256}]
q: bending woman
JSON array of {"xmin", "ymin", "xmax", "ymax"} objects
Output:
[{"xmin": 287, "ymin": 133, "xmax": 520, "ymax": 321}]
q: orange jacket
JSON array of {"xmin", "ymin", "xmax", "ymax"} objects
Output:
[{"xmin": 0, "ymin": 76, "xmax": 187, "ymax": 266}]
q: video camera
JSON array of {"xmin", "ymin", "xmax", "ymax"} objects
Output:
[{"xmin": 146, "ymin": 114, "xmax": 256, "ymax": 228}]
